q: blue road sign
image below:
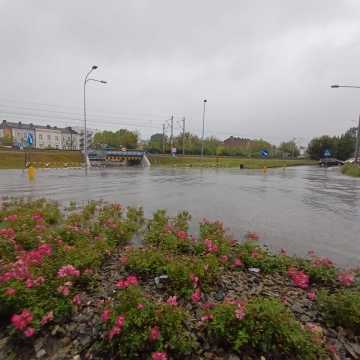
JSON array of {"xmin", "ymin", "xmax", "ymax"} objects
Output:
[
  {"xmin": 260, "ymin": 149, "xmax": 269, "ymax": 158},
  {"xmin": 323, "ymin": 149, "xmax": 331, "ymax": 158},
  {"xmin": 27, "ymin": 133, "xmax": 33, "ymax": 145}
]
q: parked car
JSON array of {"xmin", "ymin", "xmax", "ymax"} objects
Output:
[
  {"xmin": 319, "ymin": 158, "xmax": 344, "ymax": 167},
  {"xmin": 345, "ymin": 158, "xmax": 355, "ymax": 164}
]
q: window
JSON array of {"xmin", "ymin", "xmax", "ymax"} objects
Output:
[
  {"xmin": 39, "ymin": 134, "xmax": 43, "ymax": 140},
  {"xmin": 47, "ymin": 135, "xmax": 51, "ymax": 140},
  {"xmin": 55, "ymin": 136, "xmax": 59, "ymax": 141}
]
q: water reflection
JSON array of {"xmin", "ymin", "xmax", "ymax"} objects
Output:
[{"xmin": 0, "ymin": 166, "xmax": 359, "ymax": 265}]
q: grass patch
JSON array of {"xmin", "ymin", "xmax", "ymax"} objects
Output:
[
  {"xmin": 148, "ymin": 155, "xmax": 316, "ymax": 169},
  {"xmin": 341, "ymin": 163, "xmax": 360, "ymax": 177},
  {"xmin": 0, "ymin": 149, "xmax": 83, "ymax": 169}
]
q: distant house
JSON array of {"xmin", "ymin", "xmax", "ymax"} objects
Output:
[
  {"xmin": 0, "ymin": 120, "xmax": 36, "ymax": 148},
  {"xmin": 223, "ymin": 136, "xmax": 252, "ymax": 148},
  {"xmin": 35, "ymin": 125, "xmax": 62, "ymax": 149},
  {"xmin": 61, "ymin": 127, "xmax": 80, "ymax": 150}
]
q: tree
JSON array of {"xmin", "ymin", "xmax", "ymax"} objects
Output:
[
  {"xmin": 279, "ymin": 141, "xmax": 300, "ymax": 158},
  {"xmin": 0, "ymin": 135, "xmax": 13, "ymax": 146},
  {"xmin": 93, "ymin": 129, "xmax": 138, "ymax": 149},
  {"xmin": 307, "ymin": 136, "xmax": 338, "ymax": 160},
  {"xmin": 147, "ymin": 133, "xmax": 166, "ymax": 153}
]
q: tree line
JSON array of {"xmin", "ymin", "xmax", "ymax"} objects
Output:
[{"xmin": 307, "ymin": 127, "xmax": 357, "ymax": 160}]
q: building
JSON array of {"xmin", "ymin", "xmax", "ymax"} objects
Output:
[
  {"xmin": 61, "ymin": 127, "xmax": 80, "ymax": 150},
  {"xmin": 223, "ymin": 136, "xmax": 252, "ymax": 148},
  {"xmin": 73, "ymin": 126, "xmax": 99, "ymax": 151},
  {"xmin": 0, "ymin": 120, "xmax": 36, "ymax": 148},
  {"xmin": 35, "ymin": 125, "xmax": 63, "ymax": 149}
]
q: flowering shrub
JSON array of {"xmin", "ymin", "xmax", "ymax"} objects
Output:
[
  {"xmin": 317, "ymin": 289, "xmax": 360, "ymax": 334},
  {"xmin": 0, "ymin": 199, "xmax": 143, "ymax": 336},
  {"xmin": 101, "ymin": 286, "xmax": 195, "ymax": 358},
  {"xmin": 205, "ymin": 298, "xmax": 326, "ymax": 359}
]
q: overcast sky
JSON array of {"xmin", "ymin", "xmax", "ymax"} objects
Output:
[{"xmin": 1, "ymin": 0, "xmax": 360, "ymax": 145}]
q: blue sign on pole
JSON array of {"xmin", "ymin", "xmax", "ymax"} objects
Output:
[
  {"xmin": 27, "ymin": 133, "xmax": 33, "ymax": 145},
  {"xmin": 260, "ymin": 149, "xmax": 269, "ymax": 158},
  {"xmin": 323, "ymin": 149, "xmax": 331, "ymax": 158}
]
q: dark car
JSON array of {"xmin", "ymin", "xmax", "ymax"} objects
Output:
[{"xmin": 319, "ymin": 158, "xmax": 344, "ymax": 167}]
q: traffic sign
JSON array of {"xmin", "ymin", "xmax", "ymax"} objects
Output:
[
  {"xmin": 27, "ymin": 133, "xmax": 33, "ymax": 145},
  {"xmin": 260, "ymin": 149, "xmax": 269, "ymax": 158},
  {"xmin": 323, "ymin": 149, "xmax": 331, "ymax": 158}
]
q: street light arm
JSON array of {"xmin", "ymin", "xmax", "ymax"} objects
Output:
[
  {"xmin": 331, "ymin": 85, "xmax": 360, "ymax": 89},
  {"xmin": 86, "ymin": 78, "xmax": 108, "ymax": 84}
]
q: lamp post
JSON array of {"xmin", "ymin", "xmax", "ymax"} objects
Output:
[
  {"xmin": 83, "ymin": 65, "xmax": 107, "ymax": 167},
  {"xmin": 331, "ymin": 84, "xmax": 360, "ymax": 164},
  {"xmin": 201, "ymin": 99, "xmax": 207, "ymax": 158}
]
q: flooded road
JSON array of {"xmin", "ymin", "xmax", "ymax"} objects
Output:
[{"xmin": 0, "ymin": 166, "xmax": 359, "ymax": 266}]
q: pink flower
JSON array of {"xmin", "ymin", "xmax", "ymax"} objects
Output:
[
  {"xmin": 115, "ymin": 315, "xmax": 125, "ymax": 328},
  {"xmin": 11, "ymin": 309, "xmax": 33, "ymax": 330},
  {"xmin": 0, "ymin": 227, "xmax": 16, "ymax": 240},
  {"xmin": 288, "ymin": 268, "xmax": 309, "ymax": 289},
  {"xmin": 108, "ymin": 325, "xmax": 121, "ymax": 340},
  {"xmin": 192, "ymin": 288, "xmax": 201, "ymax": 303},
  {"xmin": 235, "ymin": 303, "xmax": 246, "ymax": 320},
  {"xmin": 57, "ymin": 264, "xmax": 80, "ymax": 278},
  {"xmin": 127, "ymin": 275, "xmax": 139, "ymax": 286},
  {"xmin": 152, "ymin": 352, "xmax": 167, "ymax": 360},
  {"xmin": 32, "ymin": 213, "xmax": 44, "ymax": 223},
  {"xmin": 166, "ymin": 296, "xmax": 177, "ymax": 306},
  {"xmin": 4, "ymin": 287, "xmax": 16, "ymax": 296},
  {"xmin": 137, "ymin": 303, "xmax": 144, "ymax": 310},
  {"xmin": 201, "ymin": 314, "xmax": 213, "ymax": 322},
  {"xmin": 72, "ymin": 294, "xmax": 81, "ymax": 306},
  {"xmin": 57, "ymin": 285, "xmax": 70, "ymax": 296},
  {"xmin": 108, "ymin": 315, "xmax": 125, "ymax": 340},
  {"xmin": 40, "ymin": 311, "xmax": 54, "ymax": 326},
  {"xmin": 116, "ymin": 275, "xmax": 139, "ymax": 289},
  {"xmin": 233, "ymin": 258, "xmax": 243, "ymax": 267},
  {"xmin": 24, "ymin": 327, "xmax": 35, "ymax": 337},
  {"xmin": 202, "ymin": 302, "xmax": 215, "ymax": 309},
  {"xmin": 149, "ymin": 325, "xmax": 161, "ymax": 341},
  {"xmin": 176, "ymin": 230, "xmax": 188, "ymax": 240},
  {"xmin": 338, "ymin": 272, "xmax": 355, "ymax": 286},
  {"xmin": 220, "ymin": 255, "xmax": 229, "ymax": 263},
  {"xmin": 307, "ymin": 291, "xmax": 316, "ymax": 301},
  {"xmin": 101, "ymin": 308, "xmax": 112, "ymax": 322},
  {"xmin": 4, "ymin": 214, "xmax": 18, "ymax": 222},
  {"xmin": 204, "ymin": 239, "xmax": 218, "ymax": 253}
]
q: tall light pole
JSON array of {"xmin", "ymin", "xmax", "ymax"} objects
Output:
[
  {"xmin": 201, "ymin": 99, "xmax": 207, "ymax": 158},
  {"xmin": 83, "ymin": 65, "xmax": 107, "ymax": 167},
  {"xmin": 331, "ymin": 84, "xmax": 360, "ymax": 164}
]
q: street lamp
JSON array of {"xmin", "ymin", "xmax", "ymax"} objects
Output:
[
  {"xmin": 201, "ymin": 99, "xmax": 207, "ymax": 158},
  {"xmin": 83, "ymin": 65, "xmax": 107, "ymax": 167},
  {"xmin": 331, "ymin": 84, "xmax": 360, "ymax": 164}
]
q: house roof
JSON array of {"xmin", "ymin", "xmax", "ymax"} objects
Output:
[{"xmin": 0, "ymin": 120, "xmax": 78, "ymax": 134}]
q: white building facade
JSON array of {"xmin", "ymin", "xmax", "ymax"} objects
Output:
[
  {"xmin": 61, "ymin": 127, "xmax": 80, "ymax": 150},
  {"xmin": 35, "ymin": 125, "xmax": 63, "ymax": 149}
]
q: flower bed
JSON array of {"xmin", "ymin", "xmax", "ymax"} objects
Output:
[{"xmin": 0, "ymin": 200, "xmax": 359, "ymax": 359}]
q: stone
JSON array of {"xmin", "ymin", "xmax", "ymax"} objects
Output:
[
  {"xmin": 79, "ymin": 335, "xmax": 92, "ymax": 347},
  {"xmin": 36, "ymin": 349, "xmax": 46, "ymax": 359},
  {"xmin": 214, "ymin": 290, "xmax": 225, "ymax": 301}
]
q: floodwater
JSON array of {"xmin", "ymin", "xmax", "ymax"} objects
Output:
[{"xmin": 0, "ymin": 166, "xmax": 359, "ymax": 266}]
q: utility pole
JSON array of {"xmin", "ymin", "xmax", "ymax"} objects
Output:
[
  {"xmin": 355, "ymin": 114, "xmax": 360, "ymax": 164},
  {"xmin": 182, "ymin": 117, "xmax": 185, "ymax": 155},
  {"xmin": 201, "ymin": 99, "xmax": 207, "ymax": 158},
  {"xmin": 170, "ymin": 115, "xmax": 174, "ymax": 150},
  {"xmin": 162, "ymin": 123, "xmax": 166, "ymax": 154}
]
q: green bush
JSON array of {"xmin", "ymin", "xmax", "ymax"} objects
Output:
[
  {"xmin": 205, "ymin": 298, "xmax": 325, "ymax": 359},
  {"xmin": 317, "ymin": 289, "xmax": 360, "ymax": 334},
  {"xmin": 101, "ymin": 286, "xmax": 196, "ymax": 358}
]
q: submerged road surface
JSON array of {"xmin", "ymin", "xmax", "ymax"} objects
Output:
[{"xmin": 0, "ymin": 166, "xmax": 359, "ymax": 266}]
